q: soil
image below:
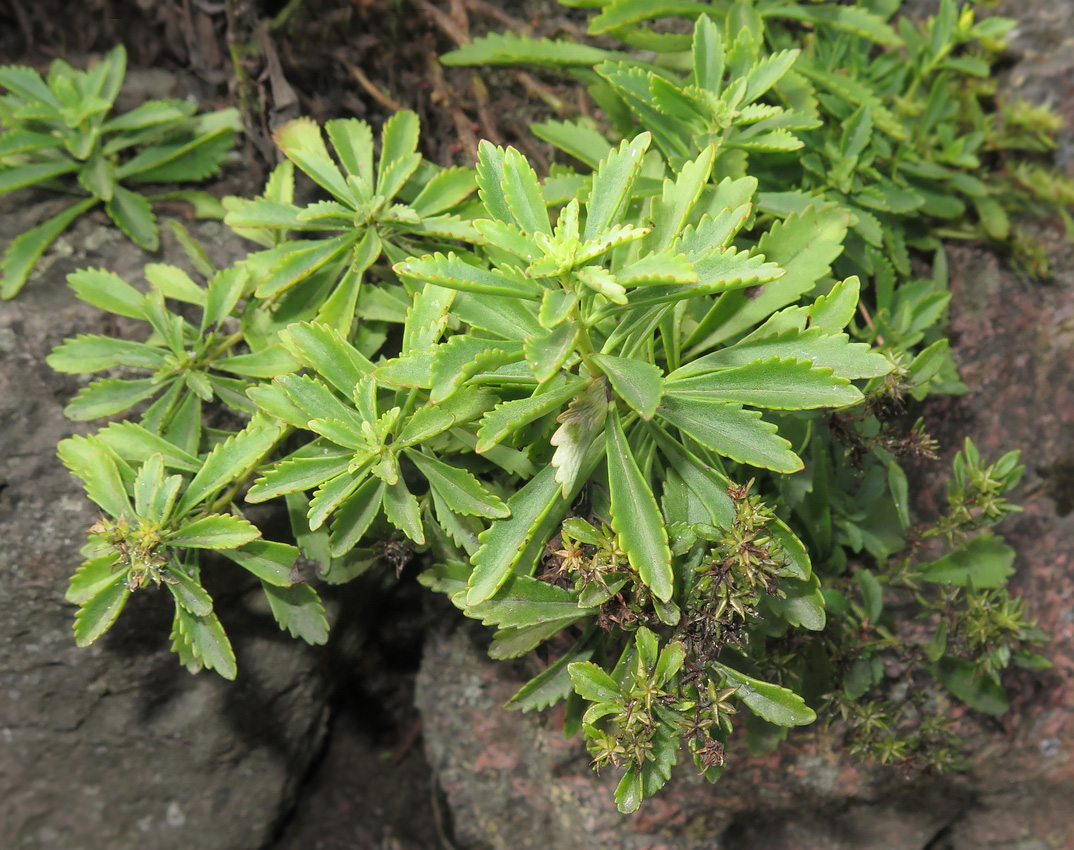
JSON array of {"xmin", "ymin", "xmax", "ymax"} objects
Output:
[{"xmin": 1, "ymin": 0, "xmax": 1073, "ymax": 848}]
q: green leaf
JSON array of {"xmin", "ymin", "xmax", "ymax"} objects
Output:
[
  {"xmin": 568, "ymin": 660, "xmax": 623, "ymax": 703},
  {"xmin": 396, "ymin": 404, "xmax": 459, "ymax": 448},
  {"xmin": 263, "ymin": 582, "xmax": 330, "ymax": 645},
  {"xmin": 646, "ymin": 146, "xmax": 715, "ymax": 253},
  {"xmin": 431, "ymin": 335, "xmax": 525, "ymax": 403},
  {"xmin": 589, "ymin": 0, "xmax": 707, "ymax": 33},
  {"xmin": 688, "ymin": 206, "xmax": 850, "ymax": 350},
  {"xmin": 47, "ymin": 335, "xmax": 167, "ymax": 373},
  {"xmin": 280, "ymin": 322, "xmax": 374, "ymax": 393},
  {"xmin": 394, "ymin": 252, "xmax": 541, "ymax": 300},
  {"xmin": 64, "ymin": 377, "xmax": 160, "ymax": 421},
  {"xmin": 132, "ymin": 452, "xmax": 166, "ymax": 519},
  {"xmin": 376, "ymin": 110, "xmax": 421, "ymax": 199},
  {"xmin": 177, "ymin": 425, "xmax": 282, "ymax": 513},
  {"xmin": 501, "ymin": 145, "xmax": 551, "ymax": 235},
  {"xmin": 525, "ymin": 322, "xmax": 579, "ymax": 384},
  {"xmin": 584, "ymin": 133, "xmax": 651, "ymax": 240},
  {"xmin": 843, "ymin": 655, "xmax": 884, "ymax": 700},
  {"xmin": 278, "ymin": 374, "xmax": 359, "ymax": 423},
  {"xmin": 383, "ymin": 478, "xmax": 424, "ymax": 544},
  {"xmin": 308, "ymin": 471, "xmax": 366, "ymax": 531},
  {"xmin": 1, "ymin": 199, "xmax": 96, "ymax": 299},
  {"xmin": 646, "ymin": 423, "xmax": 736, "ymax": 529},
  {"xmin": 656, "ymin": 394, "xmax": 802, "ymax": 472},
  {"xmin": 476, "ymin": 375, "xmax": 586, "ymax": 452},
  {"xmin": 166, "ymin": 513, "xmax": 261, "ymax": 549},
  {"xmin": 615, "ymin": 765, "xmax": 643, "ymax": 815},
  {"xmin": 489, "ymin": 620, "xmax": 574, "ymax": 659},
  {"xmin": 674, "ymin": 327, "xmax": 892, "ymax": 381},
  {"xmin": 467, "ymin": 464, "xmax": 569, "ymax": 605},
  {"xmin": 174, "ymin": 606, "xmax": 237, "ymax": 680},
  {"xmin": 808, "ymin": 276, "xmax": 860, "ymax": 333},
  {"xmin": 467, "ymin": 575, "xmax": 589, "ymax": 628},
  {"xmin": 203, "ymin": 264, "xmax": 248, "ymax": 330},
  {"xmin": 254, "ymin": 233, "xmax": 355, "ymax": 298},
  {"xmin": 325, "ymin": 117, "xmax": 374, "ymax": 190},
  {"xmin": 215, "ymin": 346, "xmax": 300, "ymax": 379},
  {"xmin": 105, "ymin": 185, "xmax": 159, "ymax": 251},
  {"xmin": 411, "ymin": 165, "xmax": 477, "ymax": 217},
  {"xmin": 592, "ymin": 355, "xmax": 664, "ymax": 420},
  {"xmin": 329, "ymin": 477, "xmax": 385, "ymax": 556},
  {"xmin": 441, "ymin": 32, "xmax": 629, "ymax": 69},
  {"xmin": 0, "ymin": 160, "xmax": 79, "ymax": 193},
  {"xmin": 716, "ymin": 663, "xmax": 816, "ymax": 726},
  {"xmin": 67, "ymin": 555, "xmax": 122, "ymax": 605},
  {"xmin": 888, "ymin": 461, "xmax": 910, "ymax": 528},
  {"xmin": 692, "ymin": 14, "xmax": 724, "ymax": 91},
  {"xmin": 166, "ymin": 568, "xmax": 214, "ymax": 616},
  {"xmin": 919, "ymin": 534, "xmax": 1016, "ymax": 588},
  {"xmin": 73, "ymin": 578, "xmax": 131, "ymax": 647},
  {"xmin": 855, "ymin": 568, "xmax": 884, "ymax": 623},
  {"xmin": 407, "ymin": 450, "xmax": 509, "ymax": 519},
  {"xmin": 402, "ymin": 283, "xmax": 456, "ymax": 354},
  {"xmin": 0, "ymin": 63, "xmax": 62, "ymax": 107},
  {"xmin": 144, "ymin": 263, "xmax": 206, "ymax": 306},
  {"xmin": 766, "ymin": 4, "xmax": 902, "ymax": 46},
  {"xmin": 222, "ymin": 539, "xmax": 299, "ymax": 586},
  {"xmin": 119, "ymin": 123, "xmax": 235, "ymax": 184},
  {"xmin": 532, "ymin": 120, "xmax": 610, "ymax": 169},
  {"xmin": 453, "ymin": 291, "xmax": 542, "ymax": 341},
  {"xmin": 67, "ymin": 267, "xmax": 146, "ymax": 318},
  {"xmin": 606, "ymin": 406, "xmax": 674, "ymax": 602},
  {"xmin": 765, "ymin": 575, "xmax": 826, "ymax": 630},
  {"xmin": 933, "ymin": 658, "xmax": 1008, "ymax": 715},
  {"xmin": 77, "ymin": 152, "xmax": 116, "ymax": 201},
  {"xmin": 100, "ymin": 98, "xmax": 192, "ymax": 132},
  {"xmin": 666, "ymin": 357, "xmax": 860, "ymax": 410},
  {"xmin": 507, "ymin": 639, "xmax": 594, "ymax": 712}
]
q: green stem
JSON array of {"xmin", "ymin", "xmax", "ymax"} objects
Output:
[
  {"xmin": 269, "ymin": 0, "xmax": 306, "ymax": 32},
  {"xmin": 571, "ymin": 303, "xmax": 603, "ymax": 378}
]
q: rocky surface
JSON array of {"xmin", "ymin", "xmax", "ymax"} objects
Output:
[{"xmin": 0, "ymin": 205, "xmax": 331, "ymax": 850}]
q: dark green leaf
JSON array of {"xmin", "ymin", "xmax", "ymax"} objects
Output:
[
  {"xmin": 656, "ymin": 394, "xmax": 801, "ymax": 472},
  {"xmin": 716, "ymin": 663, "xmax": 816, "ymax": 726},
  {"xmin": 73, "ymin": 577, "xmax": 131, "ymax": 647},
  {"xmin": 592, "ymin": 355, "xmax": 664, "ymax": 420},
  {"xmin": 167, "ymin": 513, "xmax": 261, "ymax": 550},
  {"xmin": 222, "ymin": 539, "xmax": 299, "ymax": 586},
  {"xmin": 177, "ymin": 425, "xmax": 282, "ymax": 513},
  {"xmin": 933, "ymin": 658, "xmax": 1008, "ymax": 715},
  {"xmin": 263, "ymin": 582, "xmax": 330, "ymax": 645},
  {"xmin": 166, "ymin": 568, "xmax": 214, "ymax": 616},
  {"xmin": 919, "ymin": 534, "xmax": 1016, "ymax": 588},
  {"xmin": 174, "ymin": 606, "xmax": 237, "ymax": 680},
  {"xmin": 105, "ymin": 185, "xmax": 159, "ymax": 251},
  {"xmin": 1, "ymin": 199, "xmax": 96, "ymax": 299},
  {"xmin": 407, "ymin": 450, "xmax": 509, "ymax": 518},
  {"xmin": 606, "ymin": 406, "xmax": 674, "ymax": 602}
]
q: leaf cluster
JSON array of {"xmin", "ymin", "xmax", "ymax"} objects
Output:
[{"xmin": 0, "ymin": 45, "xmax": 240, "ymax": 297}]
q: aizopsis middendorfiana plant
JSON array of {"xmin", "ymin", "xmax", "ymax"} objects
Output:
[{"xmin": 46, "ymin": 28, "xmax": 1049, "ymax": 811}]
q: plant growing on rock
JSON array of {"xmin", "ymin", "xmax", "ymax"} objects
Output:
[
  {"xmin": 43, "ymin": 1, "xmax": 1059, "ymax": 815},
  {"xmin": 0, "ymin": 45, "xmax": 239, "ymax": 298}
]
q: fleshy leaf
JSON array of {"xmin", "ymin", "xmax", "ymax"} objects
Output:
[{"xmin": 606, "ymin": 407, "xmax": 674, "ymax": 602}]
